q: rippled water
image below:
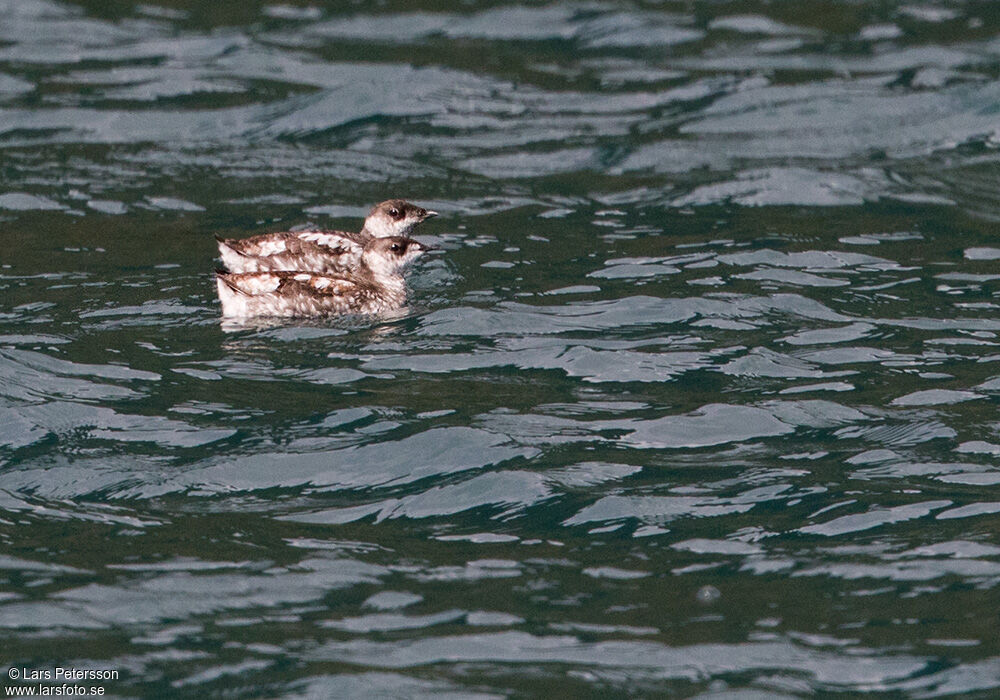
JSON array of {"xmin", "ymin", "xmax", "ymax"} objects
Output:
[{"xmin": 4, "ymin": 0, "xmax": 1000, "ymax": 696}]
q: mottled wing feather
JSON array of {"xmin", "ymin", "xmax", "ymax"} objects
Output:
[
  {"xmin": 296, "ymin": 230, "xmax": 367, "ymax": 252},
  {"xmin": 222, "ymin": 230, "xmax": 366, "ymax": 257},
  {"xmin": 218, "ymin": 230, "xmax": 366, "ymax": 273},
  {"xmin": 217, "ymin": 269, "xmax": 396, "ymax": 317},
  {"xmin": 289, "ymin": 272, "xmax": 358, "ymax": 296},
  {"xmin": 219, "ymin": 272, "xmax": 283, "ymax": 295},
  {"xmin": 222, "ymin": 232, "xmax": 295, "ymax": 257},
  {"xmin": 224, "ymin": 272, "xmax": 360, "ymax": 296}
]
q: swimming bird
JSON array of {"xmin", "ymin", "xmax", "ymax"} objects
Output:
[
  {"xmin": 215, "ymin": 236, "xmax": 431, "ymax": 318},
  {"xmin": 216, "ymin": 199, "xmax": 437, "ymax": 274}
]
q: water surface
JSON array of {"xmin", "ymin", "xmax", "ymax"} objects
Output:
[{"xmin": 3, "ymin": 0, "xmax": 1000, "ymax": 697}]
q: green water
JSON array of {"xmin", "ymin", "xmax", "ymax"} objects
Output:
[{"xmin": 3, "ymin": 1, "xmax": 1000, "ymax": 697}]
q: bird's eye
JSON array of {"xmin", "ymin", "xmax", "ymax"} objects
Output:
[
  {"xmin": 388, "ymin": 208, "xmax": 402, "ymax": 220},
  {"xmin": 389, "ymin": 243, "xmax": 402, "ymax": 253}
]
